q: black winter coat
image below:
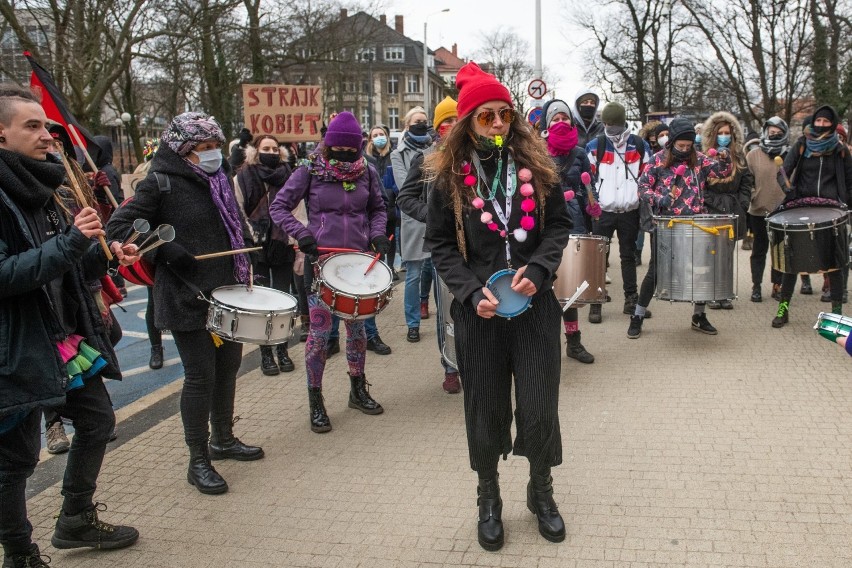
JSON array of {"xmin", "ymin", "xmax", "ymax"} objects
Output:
[
  {"xmin": 0, "ymin": 187, "xmax": 119, "ymax": 419},
  {"xmin": 782, "ymin": 138, "xmax": 852, "ymax": 206},
  {"xmin": 703, "ymin": 157, "xmax": 754, "ymax": 239},
  {"xmin": 107, "ymin": 146, "xmax": 247, "ymax": 331},
  {"xmin": 365, "ymin": 149, "xmax": 396, "ymax": 232}
]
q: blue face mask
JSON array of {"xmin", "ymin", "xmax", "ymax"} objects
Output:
[
  {"xmin": 372, "ymin": 136, "xmax": 388, "ymax": 149},
  {"xmin": 716, "ymin": 134, "xmax": 731, "ymax": 148},
  {"xmin": 694, "ymin": 134, "xmax": 702, "ymax": 145}
]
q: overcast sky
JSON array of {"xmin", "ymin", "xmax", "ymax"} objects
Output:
[{"xmin": 383, "ymin": 0, "xmax": 593, "ymax": 106}]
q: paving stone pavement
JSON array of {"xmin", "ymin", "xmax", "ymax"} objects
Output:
[{"xmin": 24, "ymin": 244, "xmax": 852, "ymax": 568}]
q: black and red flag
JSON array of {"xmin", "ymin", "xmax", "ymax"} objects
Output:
[{"xmin": 23, "ymin": 51, "xmax": 102, "ymax": 163}]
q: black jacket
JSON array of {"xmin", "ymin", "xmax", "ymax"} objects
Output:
[
  {"xmin": 0, "ymin": 180, "xmax": 119, "ymax": 419},
  {"xmin": 365, "ymin": 149, "xmax": 396, "ymax": 231},
  {"xmin": 107, "ymin": 146, "xmax": 246, "ymax": 331},
  {"xmin": 425, "ymin": 149, "xmax": 571, "ymax": 309},
  {"xmin": 92, "ymin": 135, "xmax": 124, "ymax": 202},
  {"xmin": 782, "ymin": 137, "xmax": 852, "ymax": 206},
  {"xmin": 703, "ymin": 156, "xmax": 754, "ymax": 239}
]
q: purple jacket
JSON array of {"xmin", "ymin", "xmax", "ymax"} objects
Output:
[{"xmin": 269, "ymin": 162, "xmax": 387, "ymax": 252}]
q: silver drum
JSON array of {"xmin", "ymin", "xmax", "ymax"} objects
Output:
[
  {"xmin": 553, "ymin": 235, "xmax": 609, "ymax": 305},
  {"xmin": 436, "ymin": 276, "xmax": 457, "ymax": 369},
  {"xmin": 654, "ymin": 215, "xmax": 737, "ymax": 302}
]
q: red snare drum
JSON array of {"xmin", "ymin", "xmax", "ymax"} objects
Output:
[{"xmin": 314, "ymin": 252, "xmax": 394, "ymax": 320}]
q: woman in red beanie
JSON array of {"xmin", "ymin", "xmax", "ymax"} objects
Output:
[{"xmin": 424, "ymin": 62, "xmax": 572, "ymax": 551}]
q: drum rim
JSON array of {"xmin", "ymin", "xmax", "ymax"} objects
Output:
[
  {"xmin": 317, "ymin": 251, "xmax": 394, "ymax": 295},
  {"xmin": 767, "ymin": 207, "xmax": 848, "ymax": 228},
  {"xmin": 209, "ymin": 285, "xmax": 299, "ymax": 311},
  {"xmin": 486, "ymin": 269, "xmax": 532, "ymax": 318},
  {"xmin": 567, "ymin": 234, "xmax": 610, "ymax": 242}
]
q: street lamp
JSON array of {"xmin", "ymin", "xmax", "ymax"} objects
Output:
[
  {"xmin": 423, "ymin": 8, "xmax": 450, "ymax": 120},
  {"xmin": 113, "ymin": 117, "xmax": 125, "ymax": 173},
  {"xmin": 365, "ymin": 52, "xmax": 375, "ymax": 128},
  {"xmin": 666, "ymin": 0, "xmax": 673, "ymax": 115},
  {"xmin": 120, "ymin": 112, "xmax": 132, "ymax": 171}
]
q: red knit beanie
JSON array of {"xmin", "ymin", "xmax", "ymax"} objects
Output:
[{"xmin": 455, "ymin": 62, "xmax": 513, "ymax": 119}]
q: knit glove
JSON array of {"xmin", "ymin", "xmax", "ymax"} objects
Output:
[
  {"xmin": 371, "ymin": 235, "xmax": 392, "ymax": 255},
  {"xmin": 297, "ymin": 236, "xmax": 319, "ymax": 257},
  {"xmin": 585, "ymin": 202, "xmax": 602, "ymax": 218},
  {"xmin": 158, "ymin": 242, "xmax": 198, "ymax": 274}
]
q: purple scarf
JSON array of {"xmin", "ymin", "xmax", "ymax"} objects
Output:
[{"xmin": 189, "ymin": 162, "xmax": 250, "ymax": 284}]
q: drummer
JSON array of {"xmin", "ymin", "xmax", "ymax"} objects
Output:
[
  {"xmin": 424, "ymin": 62, "xmax": 571, "ymax": 550},
  {"xmin": 628, "ymin": 118, "xmax": 733, "ymax": 339},
  {"xmin": 108, "ymin": 112, "xmax": 264, "ymax": 495},
  {"xmin": 771, "ymin": 105, "xmax": 852, "ymax": 327},
  {"xmin": 269, "ymin": 111, "xmax": 389, "ymax": 434}
]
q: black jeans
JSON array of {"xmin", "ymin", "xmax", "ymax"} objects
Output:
[
  {"xmin": 145, "ymin": 286, "xmax": 161, "ymax": 347},
  {"xmin": 171, "ymin": 330, "xmax": 243, "ymax": 447},
  {"xmin": 750, "ymin": 215, "xmax": 782, "ymax": 287},
  {"xmin": 0, "ymin": 377, "xmax": 115, "ymax": 555},
  {"xmin": 593, "ymin": 209, "xmax": 640, "ymax": 297},
  {"xmin": 781, "ymin": 270, "xmax": 843, "ymax": 303},
  {"xmin": 638, "ymin": 233, "xmax": 657, "ymax": 308}
]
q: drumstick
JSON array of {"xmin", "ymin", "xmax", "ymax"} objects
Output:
[
  {"xmin": 195, "ymin": 246, "xmax": 262, "ymax": 260},
  {"xmin": 775, "ymin": 156, "xmax": 792, "ymax": 191},
  {"xmin": 59, "ymin": 153, "xmax": 113, "ymax": 260},
  {"xmin": 562, "ymin": 281, "xmax": 590, "ymax": 312},
  {"xmin": 364, "ymin": 234, "xmax": 393, "ymax": 275}
]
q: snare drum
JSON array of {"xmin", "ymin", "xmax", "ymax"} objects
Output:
[
  {"xmin": 767, "ymin": 207, "xmax": 849, "ymax": 274},
  {"xmin": 206, "ymin": 285, "xmax": 297, "ymax": 345},
  {"xmin": 814, "ymin": 311, "xmax": 852, "ymax": 343},
  {"xmin": 314, "ymin": 252, "xmax": 394, "ymax": 320},
  {"xmin": 654, "ymin": 214, "xmax": 737, "ymax": 302},
  {"xmin": 553, "ymin": 235, "xmax": 608, "ymax": 305}
]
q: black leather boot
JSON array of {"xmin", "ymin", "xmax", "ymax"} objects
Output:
[
  {"xmin": 308, "ymin": 387, "xmax": 332, "ymax": 433},
  {"xmin": 527, "ymin": 471, "xmax": 566, "ymax": 542},
  {"xmin": 149, "ymin": 344, "xmax": 164, "ymax": 369},
  {"xmin": 260, "ymin": 345, "xmax": 279, "ymax": 376},
  {"xmin": 348, "ymin": 373, "xmax": 383, "ymax": 414},
  {"xmin": 209, "ymin": 419, "xmax": 264, "ymax": 461},
  {"xmin": 477, "ymin": 475, "xmax": 504, "ymax": 551},
  {"xmin": 565, "ymin": 332, "xmax": 594, "ymax": 364},
  {"xmin": 276, "ymin": 343, "xmax": 295, "ymax": 372},
  {"xmin": 187, "ymin": 444, "xmax": 228, "ymax": 494}
]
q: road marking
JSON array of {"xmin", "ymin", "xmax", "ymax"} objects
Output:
[
  {"xmin": 121, "ymin": 330, "xmax": 174, "ymax": 341},
  {"xmin": 121, "ymin": 357, "xmax": 183, "ymax": 377}
]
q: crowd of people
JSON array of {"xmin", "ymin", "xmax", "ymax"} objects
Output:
[{"xmin": 2, "ymin": 57, "xmax": 852, "ymax": 565}]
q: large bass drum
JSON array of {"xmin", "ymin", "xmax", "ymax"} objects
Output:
[
  {"xmin": 654, "ymin": 214, "xmax": 737, "ymax": 302},
  {"xmin": 767, "ymin": 207, "xmax": 849, "ymax": 274}
]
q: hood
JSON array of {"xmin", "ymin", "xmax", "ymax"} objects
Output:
[
  {"xmin": 571, "ymin": 87, "xmax": 600, "ymax": 130},
  {"xmin": 700, "ymin": 111, "xmax": 743, "ymax": 153},
  {"xmin": 811, "ymin": 104, "xmax": 840, "ymax": 129},
  {"xmin": 243, "ymin": 144, "xmax": 290, "ymax": 167},
  {"xmin": 638, "ymin": 120, "xmax": 661, "ymax": 141},
  {"xmin": 93, "ymin": 135, "xmax": 114, "ymax": 168}
]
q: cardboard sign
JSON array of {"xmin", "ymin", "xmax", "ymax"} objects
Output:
[{"xmin": 242, "ymin": 84, "xmax": 323, "ymax": 142}]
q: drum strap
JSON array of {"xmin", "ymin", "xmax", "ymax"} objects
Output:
[{"xmin": 666, "ymin": 218, "xmax": 735, "ymax": 239}]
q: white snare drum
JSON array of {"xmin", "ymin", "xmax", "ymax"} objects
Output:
[
  {"xmin": 206, "ymin": 285, "xmax": 298, "ymax": 345},
  {"xmin": 314, "ymin": 252, "xmax": 394, "ymax": 320},
  {"xmin": 553, "ymin": 235, "xmax": 609, "ymax": 305}
]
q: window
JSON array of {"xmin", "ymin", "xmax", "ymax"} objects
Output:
[
  {"xmin": 343, "ymin": 79, "xmax": 357, "ymax": 93},
  {"xmin": 407, "ymin": 74, "xmax": 421, "ymax": 94},
  {"xmin": 356, "ymin": 47, "xmax": 376, "ymax": 62},
  {"xmin": 388, "ymin": 108, "xmax": 399, "ymax": 130},
  {"xmin": 386, "ymin": 74, "xmax": 399, "ymax": 95},
  {"xmin": 384, "ymin": 46, "xmax": 404, "ymax": 61},
  {"xmin": 361, "ymin": 108, "xmax": 371, "ymax": 127}
]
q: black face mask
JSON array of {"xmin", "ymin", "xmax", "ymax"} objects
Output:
[
  {"xmin": 811, "ymin": 124, "xmax": 832, "ymax": 136},
  {"xmin": 327, "ymin": 149, "xmax": 359, "ymax": 163},
  {"xmin": 768, "ymin": 133, "xmax": 785, "ymax": 141},
  {"xmin": 578, "ymin": 106, "xmax": 596, "ymax": 120},
  {"xmin": 409, "ymin": 122, "xmax": 429, "ymax": 137},
  {"xmin": 671, "ymin": 147, "xmax": 692, "ymax": 162},
  {"xmin": 258, "ymin": 153, "xmax": 281, "ymax": 168}
]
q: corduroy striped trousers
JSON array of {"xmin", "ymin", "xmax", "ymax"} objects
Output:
[{"xmin": 450, "ymin": 291, "xmax": 563, "ymax": 476}]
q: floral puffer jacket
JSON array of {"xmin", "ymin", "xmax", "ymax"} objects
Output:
[{"xmin": 638, "ymin": 151, "xmax": 733, "ymax": 216}]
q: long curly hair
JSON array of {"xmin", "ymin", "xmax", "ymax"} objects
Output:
[{"xmin": 422, "ymin": 110, "xmax": 558, "ymax": 206}]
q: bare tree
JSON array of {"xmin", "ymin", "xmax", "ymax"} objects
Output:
[{"xmin": 473, "ymin": 28, "xmax": 534, "ymax": 114}]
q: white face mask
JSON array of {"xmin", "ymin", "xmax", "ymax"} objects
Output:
[
  {"xmin": 193, "ymin": 149, "xmax": 222, "ymax": 173},
  {"xmin": 658, "ymin": 135, "xmax": 669, "ymax": 148}
]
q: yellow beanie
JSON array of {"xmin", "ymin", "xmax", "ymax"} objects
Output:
[{"xmin": 433, "ymin": 96, "xmax": 458, "ymax": 130}]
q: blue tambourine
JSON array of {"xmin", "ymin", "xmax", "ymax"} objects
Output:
[{"xmin": 486, "ymin": 269, "xmax": 532, "ymax": 318}]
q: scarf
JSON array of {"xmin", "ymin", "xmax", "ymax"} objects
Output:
[
  {"xmin": 403, "ymin": 131, "xmax": 432, "ymax": 152},
  {"xmin": 803, "ymin": 125, "xmax": 839, "ymax": 158},
  {"xmin": 546, "ymin": 122, "xmax": 579, "ymax": 156},
  {"xmin": 302, "ymin": 151, "xmax": 366, "ymax": 190},
  {"xmin": 188, "ymin": 162, "xmax": 250, "ymax": 284},
  {"xmin": 0, "ymin": 149, "xmax": 65, "ymax": 210},
  {"xmin": 759, "ymin": 136, "xmax": 788, "ymax": 157}
]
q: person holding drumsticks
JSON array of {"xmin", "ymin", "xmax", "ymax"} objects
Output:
[
  {"xmin": 108, "ymin": 112, "xmax": 264, "ymax": 496},
  {"xmin": 424, "ymin": 63, "xmax": 571, "ymax": 551},
  {"xmin": 628, "ymin": 118, "xmax": 733, "ymax": 339},
  {"xmin": 771, "ymin": 105, "xmax": 852, "ymax": 327},
  {"xmin": 269, "ymin": 111, "xmax": 389, "ymax": 434}
]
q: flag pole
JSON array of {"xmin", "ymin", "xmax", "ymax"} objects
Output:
[{"xmin": 67, "ymin": 124, "xmax": 119, "ymax": 209}]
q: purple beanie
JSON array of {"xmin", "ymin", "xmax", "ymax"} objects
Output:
[{"xmin": 324, "ymin": 112, "xmax": 363, "ymax": 149}]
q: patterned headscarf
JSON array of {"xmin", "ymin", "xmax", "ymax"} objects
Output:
[{"xmin": 161, "ymin": 112, "xmax": 225, "ymax": 157}]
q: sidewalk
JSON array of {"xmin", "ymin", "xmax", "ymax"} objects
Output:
[{"xmin": 27, "ymin": 246, "xmax": 852, "ymax": 568}]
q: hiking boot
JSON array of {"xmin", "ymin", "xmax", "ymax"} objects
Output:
[
  {"xmin": 46, "ymin": 422, "xmax": 69, "ymax": 455},
  {"xmin": 420, "ymin": 300, "xmax": 430, "ymax": 319},
  {"xmin": 260, "ymin": 346, "xmax": 279, "ymax": 376},
  {"xmin": 623, "ymin": 293, "xmax": 638, "ymax": 315},
  {"xmin": 406, "ymin": 327, "xmax": 420, "ymax": 342},
  {"xmin": 51, "ymin": 503, "xmax": 139, "ymax": 550},
  {"xmin": 148, "ymin": 344, "xmax": 164, "ymax": 369},
  {"xmin": 527, "ymin": 472, "xmax": 566, "ymax": 543},
  {"xmin": 627, "ymin": 315, "xmax": 643, "ymax": 339},
  {"xmin": 772, "ymin": 301, "xmax": 790, "ymax": 328},
  {"xmin": 209, "ymin": 418, "xmax": 264, "ymax": 461},
  {"xmin": 326, "ymin": 337, "xmax": 340, "ymax": 358},
  {"xmin": 800, "ymin": 275, "xmax": 813, "ymax": 295},
  {"xmin": 750, "ymin": 285, "xmax": 762, "ymax": 302},
  {"xmin": 565, "ymin": 332, "xmax": 594, "ymax": 364},
  {"xmin": 588, "ymin": 304, "xmax": 602, "ymax": 323},
  {"xmin": 741, "ymin": 234, "xmax": 754, "ymax": 250},
  {"xmin": 367, "ymin": 335, "xmax": 392, "ymax": 355},
  {"xmin": 691, "ymin": 313, "xmax": 718, "ymax": 335},
  {"xmin": 476, "ymin": 475, "xmax": 504, "ymax": 551},
  {"xmin": 276, "ymin": 344, "xmax": 295, "ymax": 373},
  {"xmin": 720, "ymin": 299, "xmax": 733, "ymax": 309},
  {"xmin": 442, "ymin": 371, "xmax": 461, "ymax": 394},
  {"xmin": 186, "ymin": 444, "xmax": 228, "ymax": 494},
  {"xmin": 308, "ymin": 387, "xmax": 331, "ymax": 433},
  {"xmin": 2, "ymin": 543, "xmax": 50, "ymax": 568},
  {"xmin": 348, "ymin": 373, "xmax": 383, "ymax": 414}
]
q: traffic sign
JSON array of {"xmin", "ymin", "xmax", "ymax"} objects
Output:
[
  {"xmin": 527, "ymin": 79, "xmax": 547, "ymax": 99},
  {"xmin": 527, "ymin": 107, "xmax": 543, "ymax": 127}
]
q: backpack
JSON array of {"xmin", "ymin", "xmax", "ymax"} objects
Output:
[{"xmin": 116, "ymin": 172, "xmax": 172, "ymax": 286}]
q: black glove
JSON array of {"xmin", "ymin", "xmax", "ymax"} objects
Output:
[
  {"xmin": 158, "ymin": 242, "xmax": 198, "ymax": 274},
  {"xmin": 298, "ymin": 236, "xmax": 319, "ymax": 257},
  {"xmin": 238, "ymin": 128, "xmax": 253, "ymax": 146},
  {"xmin": 371, "ymin": 235, "xmax": 392, "ymax": 255}
]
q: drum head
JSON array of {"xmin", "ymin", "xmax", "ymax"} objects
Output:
[
  {"xmin": 769, "ymin": 207, "xmax": 846, "ymax": 227},
  {"xmin": 486, "ymin": 269, "xmax": 532, "ymax": 318},
  {"xmin": 321, "ymin": 252, "xmax": 393, "ymax": 295},
  {"xmin": 211, "ymin": 285, "xmax": 297, "ymax": 311}
]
